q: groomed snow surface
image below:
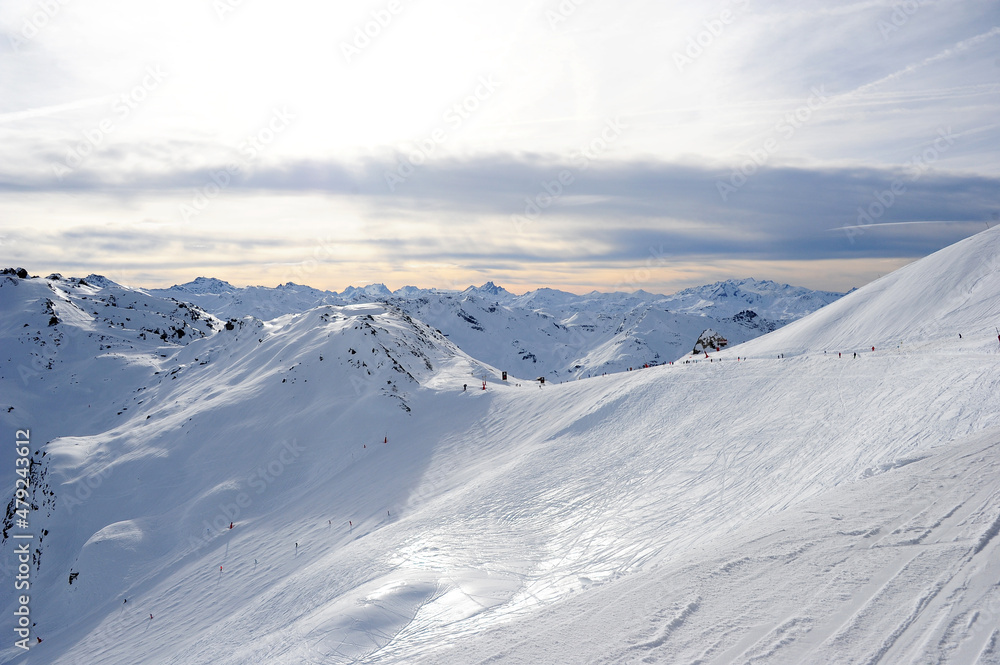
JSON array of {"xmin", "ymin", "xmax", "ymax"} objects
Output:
[{"xmin": 2, "ymin": 229, "xmax": 1000, "ymax": 664}]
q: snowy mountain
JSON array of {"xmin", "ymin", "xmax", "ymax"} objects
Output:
[
  {"xmin": 340, "ymin": 283, "xmax": 394, "ymax": 302},
  {"xmin": 147, "ymin": 278, "xmax": 838, "ymax": 379},
  {"xmin": 0, "ymin": 271, "xmax": 220, "ymax": 436},
  {"xmin": 4, "ymin": 230, "xmax": 999, "ymax": 664},
  {"xmin": 661, "ymin": 277, "xmax": 845, "ymax": 320},
  {"xmin": 147, "ymin": 279, "xmax": 340, "ymax": 322},
  {"xmin": 461, "ymin": 280, "xmax": 514, "ymax": 302},
  {"xmin": 380, "ymin": 290, "xmax": 785, "ymax": 379},
  {"xmin": 157, "ymin": 276, "xmax": 236, "ymax": 296}
]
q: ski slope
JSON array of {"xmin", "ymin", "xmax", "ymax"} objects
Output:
[
  {"xmin": 446, "ymin": 426, "xmax": 1000, "ymax": 664},
  {"xmin": 728, "ymin": 228, "xmax": 1000, "ymax": 358},
  {"xmin": 2, "ymin": 229, "xmax": 1000, "ymax": 664}
]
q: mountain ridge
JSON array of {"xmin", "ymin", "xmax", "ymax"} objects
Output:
[{"xmin": 140, "ymin": 276, "xmax": 844, "ymax": 377}]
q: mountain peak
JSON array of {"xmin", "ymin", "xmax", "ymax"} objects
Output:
[
  {"xmin": 393, "ymin": 285, "xmax": 426, "ymax": 297},
  {"xmin": 82, "ymin": 273, "xmax": 121, "ymax": 288},
  {"xmin": 341, "ymin": 283, "xmax": 393, "ymax": 300},
  {"xmin": 170, "ymin": 277, "xmax": 237, "ymax": 294},
  {"xmin": 463, "ymin": 281, "xmax": 513, "ymax": 299}
]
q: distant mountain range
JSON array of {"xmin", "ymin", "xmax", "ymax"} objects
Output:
[
  {"xmin": 0, "ymin": 268, "xmax": 849, "ymax": 387},
  {"xmin": 143, "ymin": 276, "xmax": 844, "ymax": 378}
]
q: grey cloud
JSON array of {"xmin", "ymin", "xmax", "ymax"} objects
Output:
[{"xmin": 2, "ymin": 155, "xmax": 996, "ymax": 262}]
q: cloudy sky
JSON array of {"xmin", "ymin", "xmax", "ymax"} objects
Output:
[{"xmin": 1, "ymin": 0, "xmax": 998, "ymax": 294}]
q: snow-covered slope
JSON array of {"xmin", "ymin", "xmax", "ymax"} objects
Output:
[
  {"xmin": 2, "ymin": 229, "xmax": 998, "ymax": 665},
  {"xmin": 729, "ymin": 228, "xmax": 1000, "ymax": 358},
  {"xmin": 446, "ymin": 427, "xmax": 1000, "ymax": 664},
  {"xmin": 0, "ymin": 271, "xmax": 220, "ymax": 437}
]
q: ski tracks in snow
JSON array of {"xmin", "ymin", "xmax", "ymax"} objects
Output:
[
  {"xmin": 700, "ymin": 433, "xmax": 1000, "ymax": 665},
  {"xmin": 472, "ymin": 431, "xmax": 1000, "ymax": 665}
]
